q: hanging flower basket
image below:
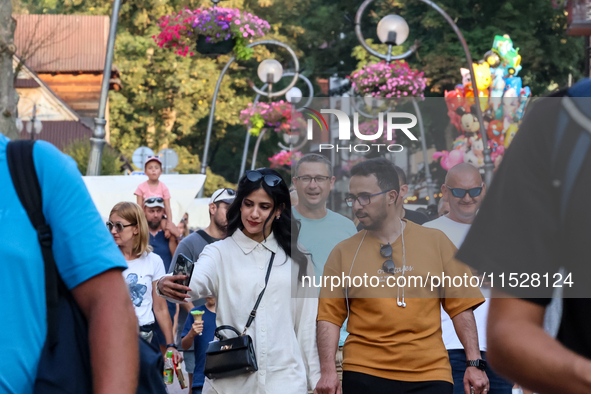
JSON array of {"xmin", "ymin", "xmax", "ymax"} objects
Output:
[
  {"xmin": 350, "ymin": 61, "xmax": 427, "ymax": 99},
  {"xmin": 268, "ymin": 150, "xmax": 303, "ymax": 169},
  {"xmin": 240, "ymin": 101, "xmax": 306, "ymax": 137},
  {"xmin": 153, "ymin": 7, "xmax": 270, "ymax": 61}
]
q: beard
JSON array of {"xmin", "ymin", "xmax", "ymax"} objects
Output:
[
  {"xmin": 358, "ymin": 216, "xmax": 384, "ymax": 231},
  {"xmin": 148, "ymin": 220, "xmax": 161, "ymax": 230},
  {"xmin": 213, "ymin": 216, "xmax": 228, "ymax": 233}
]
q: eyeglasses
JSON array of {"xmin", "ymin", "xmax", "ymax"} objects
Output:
[
  {"xmin": 145, "ymin": 197, "xmax": 164, "ymax": 204},
  {"xmin": 246, "ymin": 170, "xmax": 283, "ymax": 187},
  {"xmin": 106, "ymin": 221, "xmax": 135, "ymax": 233},
  {"xmin": 445, "ymin": 183, "xmax": 484, "ymax": 198},
  {"xmin": 344, "ymin": 189, "xmax": 395, "ymax": 207},
  {"xmin": 295, "ymin": 175, "xmax": 331, "ymax": 184},
  {"xmin": 213, "ymin": 188, "xmax": 236, "ymax": 203},
  {"xmin": 380, "ymin": 244, "xmax": 396, "ymax": 274}
]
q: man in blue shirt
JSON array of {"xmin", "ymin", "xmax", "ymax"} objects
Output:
[
  {"xmin": 0, "ymin": 136, "xmax": 138, "ymax": 394},
  {"xmin": 181, "ymin": 297, "xmax": 217, "ymax": 394},
  {"xmin": 291, "ymin": 153, "xmax": 358, "ymax": 385},
  {"xmin": 144, "ymin": 199, "xmax": 181, "ymax": 353}
]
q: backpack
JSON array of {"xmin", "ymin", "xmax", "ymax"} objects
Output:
[{"xmin": 7, "ymin": 140, "xmax": 166, "ymax": 394}]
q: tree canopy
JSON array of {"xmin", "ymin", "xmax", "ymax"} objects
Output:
[{"xmin": 12, "ymin": 0, "xmax": 585, "ymax": 185}]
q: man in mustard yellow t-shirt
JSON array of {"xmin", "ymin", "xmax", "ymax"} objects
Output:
[{"xmin": 314, "ymin": 158, "xmax": 488, "ymax": 394}]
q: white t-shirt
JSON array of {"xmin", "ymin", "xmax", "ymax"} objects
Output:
[
  {"xmin": 424, "ymin": 215, "xmax": 489, "ymax": 351},
  {"xmin": 122, "ymin": 251, "xmax": 166, "ymax": 326}
]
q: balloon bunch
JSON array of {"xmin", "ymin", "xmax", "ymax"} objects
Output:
[{"xmin": 436, "ymin": 34, "xmax": 531, "ymax": 170}]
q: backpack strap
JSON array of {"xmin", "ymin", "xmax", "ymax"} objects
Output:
[
  {"xmin": 6, "ymin": 140, "xmax": 60, "ymax": 349},
  {"xmin": 551, "ymin": 96, "xmax": 591, "ymax": 228}
]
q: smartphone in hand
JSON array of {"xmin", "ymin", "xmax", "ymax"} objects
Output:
[{"xmin": 172, "ymin": 253, "xmax": 194, "ymax": 294}]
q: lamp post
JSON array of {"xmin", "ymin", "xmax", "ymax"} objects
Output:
[
  {"xmin": 240, "ymin": 72, "xmax": 313, "ymax": 180},
  {"xmin": 352, "ymin": 7, "xmax": 437, "ymax": 201},
  {"xmin": 198, "ymin": 39, "xmax": 299, "ymax": 197},
  {"xmin": 86, "ymin": 0, "xmax": 122, "ymax": 176},
  {"xmin": 354, "ymin": 0, "xmax": 494, "ymax": 187}
]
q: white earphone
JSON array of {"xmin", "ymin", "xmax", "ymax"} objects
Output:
[{"xmin": 346, "ymin": 219, "xmax": 407, "ymax": 316}]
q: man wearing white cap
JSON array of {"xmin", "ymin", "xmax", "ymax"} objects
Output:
[{"xmin": 167, "ymin": 188, "xmax": 235, "ymax": 387}]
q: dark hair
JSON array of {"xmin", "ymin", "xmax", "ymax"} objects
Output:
[
  {"xmin": 226, "ymin": 168, "xmax": 308, "ymax": 280},
  {"xmin": 350, "ymin": 158, "xmax": 400, "ymax": 193},
  {"xmin": 393, "ymin": 165, "xmax": 407, "ymax": 186},
  {"xmin": 294, "ymin": 153, "xmax": 332, "ymax": 177}
]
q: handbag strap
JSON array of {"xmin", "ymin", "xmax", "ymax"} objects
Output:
[
  {"xmin": 241, "ymin": 252, "xmax": 275, "ymax": 336},
  {"xmin": 6, "ymin": 140, "xmax": 61, "ymax": 349},
  {"xmin": 214, "ymin": 325, "xmax": 242, "ymax": 339}
]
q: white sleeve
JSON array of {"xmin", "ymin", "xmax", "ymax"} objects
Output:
[
  {"xmin": 152, "ymin": 253, "xmax": 166, "ymax": 281},
  {"xmin": 186, "ymin": 244, "xmax": 219, "ymax": 301},
  {"xmin": 156, "ymin": 244, "xmax": 220, "ymax": 303},
  {"xmin": 292, "ymin": 256, "xmax": 321, "ymax": 390}
]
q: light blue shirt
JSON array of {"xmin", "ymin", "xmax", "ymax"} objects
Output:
[
  {"xmin": 292, "ymin": 207, "xmax": 357, "ymax": 346},
  {"xmin": 0, "ymin": 136, "xmax": 127, "ymax": 394}
]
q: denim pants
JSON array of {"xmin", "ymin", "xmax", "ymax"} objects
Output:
[{"xmin": 448, "ymin": 350, "xmax": 513, "ymax": 394}]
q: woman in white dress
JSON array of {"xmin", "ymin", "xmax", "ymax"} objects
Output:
[
  {"xmin": 158, "ymin": 169, "xmax": 321, "ymax": 393},
  {"xmin": 108, "ymin": 202, "xmax": 180, "ymax": 362}
]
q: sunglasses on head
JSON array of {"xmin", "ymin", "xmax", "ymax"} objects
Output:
[
  {"xmin": 213, "ymin": 188, "xmax": 236, "ymax": 203},
  {"xmin": 106, "ymin": 221, "xmax": 135, "ymax": 233},
  {"xmin": 446, "ymin": 183, "xmax": 484, "ymax": 198},
  {"xmin": 246, "ymin": 170, "xmax": 283, "ymax": 187},
  {"xmin": 380, "ymin": 244, "xmax": 396, "ymax": 274},
  {"xmin": 145, "ymin": 197, "xmax": 164, "ymax": 204}
]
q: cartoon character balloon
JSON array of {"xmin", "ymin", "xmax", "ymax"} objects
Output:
[{"xmin": 436, "ymin": 33, "xmax": 532, "ymax": 171}]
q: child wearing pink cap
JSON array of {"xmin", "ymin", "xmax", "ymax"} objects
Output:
[{"xmin": 135, "ymin": 156, "xmax": 174, "ymax": 237}]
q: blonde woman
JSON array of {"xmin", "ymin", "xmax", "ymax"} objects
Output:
[{"xmin": 108, "ymin": 202, "xmax": 181, "ymax": 362}]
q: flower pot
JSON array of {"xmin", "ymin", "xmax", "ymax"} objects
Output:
[{"xmin": 195, "ymin": 35, "xmax": 235, "ymax": 55}]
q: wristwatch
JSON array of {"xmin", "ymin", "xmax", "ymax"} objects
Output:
[
  {"xmin": 466, "ymin": 359, "xmax": 487, "ymax": 371},
  {"xmin": 166, "ymin": 343, "xmax": 178, "ymax": 350}
]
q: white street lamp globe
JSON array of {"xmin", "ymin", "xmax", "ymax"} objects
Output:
[
  {"xmin": 377, "ymin": 15, "xmax": 409, "ymax": 46},
  {"xmin": 286, "ymin": 87, "xmax": 303, "ymax": 103},
  {"xmin": 34, "ymin": 119, "xmax": 43, "ymax": 134},
  {"xmin": 257, "ymin": 59, "xmax": 283, "ymax": 84},
  {"xmin": 15, "ymin": 118, "xmax": 23, "ymax": 133},
  {"xmin": 283, "ymin": 132, "xmax": 300, "ymax": 145},
  {"xmin": 26, "ymin": 120, "xmax": 32, "ymax": 134}
]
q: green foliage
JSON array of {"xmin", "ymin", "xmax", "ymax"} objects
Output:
[
  {"xmin": 352, "ymin": 39, "xmax": 405, "ymax": 71},
  {"xmin": 234, "ymin": 37, "xmax": 256, "ymax": 61},
  {"xmin": 18, "ymin": 0, "xmax": 586, "ymax": 184},
  {"xmin": 63, "ymin": 140, "xmax": 123, "ymax": 175},
  {"xmin": 248, "ymin": 113, "xmax": 265, "ymax": 136}
]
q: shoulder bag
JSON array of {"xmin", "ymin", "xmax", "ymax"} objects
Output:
[{"xmin": 203, "ymin": 252, "xmax": 275, "ymax": 380}]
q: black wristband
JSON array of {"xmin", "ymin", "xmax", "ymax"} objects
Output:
[{"xmin": 166, "ymin": 343, "xmax": 178, "ymax": 349}]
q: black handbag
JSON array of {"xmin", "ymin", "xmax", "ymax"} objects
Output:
[{"xmin": 204, "ymin": 252, "xmax": 275, "ymax": 380}]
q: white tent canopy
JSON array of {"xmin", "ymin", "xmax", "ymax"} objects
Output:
[{"xmin": 82, "ymin": 174, "xmax": 206, "ymax": 224}]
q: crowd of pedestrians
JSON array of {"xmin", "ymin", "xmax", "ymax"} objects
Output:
[{"xmin": 4, "ymin": 80, "xmax": 591, "ymax": 394}]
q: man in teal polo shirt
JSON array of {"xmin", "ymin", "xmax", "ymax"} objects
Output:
[{"xmin": 292, "ymin": 153, "xmax": 357, "ymax": 385}]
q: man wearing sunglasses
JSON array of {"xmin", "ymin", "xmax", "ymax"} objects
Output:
[
  {"xmin": 316, "ymin": 158, "xmax": 487, "ymax": 394},
  {"xmin": 425, "ymin": 164, "xmax": 512, "ymax": 394}
]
